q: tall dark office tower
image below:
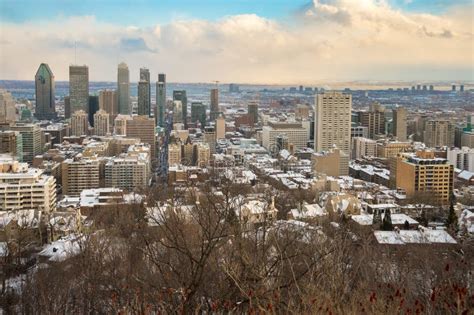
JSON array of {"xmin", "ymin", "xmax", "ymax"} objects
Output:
[
  {"xmin": 88, "ymin": 95, "xmax": 99, "ymax": 127},
  {"xmin": 173, "ymin": 90, "xmax": 187, "ymax": 127},
  {"xmin": 156, "ymin": 73, "xmax": 166, "ymax": 126},
  {"xmin": 452, "ymin": 85, "xmax": 456, "ymax": 91},
  {"xmin": 69, "ymin": 65, "xmax": 89, "ymax": 113},
  {"xmin": 248, "ymin": 101, "xmax": 258, "ymax": 124},
  {"xmin": 191, "ymin": 102, "xmax": 207, "ymax": 127},
  {"xmin": 64, "ymin": 96, "xmax": 71, "ymax": 119},
  {"xmin": 35, "ymin": 63, "xmax": 57, "ymax": 120},
  {"xmin": 117, "ymin": 62, "xmax": 130, "ymax": 115},
  {"xmin": 138, "ymin": 68, "xmax": 151, "ymax": 116},
  {"xmin": 460, "ymin": 85, "xmax": 464, "ymax": 92},
  {"xmin": 210, "ymin": 88, "xmax": 219, "ymax": 120}
]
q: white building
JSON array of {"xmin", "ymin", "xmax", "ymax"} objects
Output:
[
  {"xmin": 447, "ymin": 146, "xmax": 474, "ymax": 172},
  {"xmin": 351, "ymin": 137, "xmax": 377, "ymax": 159},
  {"xmin": 0, "ymin": 157, "xmax": 57, "ymax": 212}
]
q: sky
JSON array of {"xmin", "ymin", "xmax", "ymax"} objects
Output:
[{"xmin": 0, "ymin": 0, "xmax": 473, "ymax": 83}]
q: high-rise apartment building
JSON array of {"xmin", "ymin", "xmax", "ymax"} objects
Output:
[
  {"xmin": 0, "ymin": 158, "xmax": 57, "ymax": 212},
  {"xmin": 314, "ymin": 91, "xmax": 351, "ymax": 154},
  {"xmin": 447, "ymin": 147, "xmax": 474, "ymax": 172},
  {"xmin": 168, "ymin": 143, "xmax": 182, "ymax": 166},
  {"xmin": 35, "ymin": 63, "xmax": 57, "ymax": 120},
  {"xmin": 210, "ymin": 88, "xmax": 219, "ymax": 120},
  {"xmin": 312, "ymin": 148, "xmax": 348, "ymax": 177},
  {"xmin": 71, "ymin": 110, "xmax": 89, "ymax": 136},
  {"xmin": 0, "ymin": 90, "xmax": 16, "ymax": 124},
  {"xmin": 173, "ymin": 90, "xmax": 187, "ymax": 126},
  {"xmin": 69, "ymin": 65, "xmax": 89, "ymax": 113},
  {"xmin": 61, "ymin": 157, "xmax": 100, "ymax": 196},
  {"xmin": 117, "ymin": 62, "xmax": 130, "ymax": 115},
  {"xmin": 99, "ymin": 89, "xmax": 118, "ymax": 121},
  {"xmin": 105, "ymin": 145, "xmax": 150, "ymax": 191},
  {"xmin": 156, "ymin": 73, "xmax": 166, "ymax": 127},
  {"xmin": 351, "ymin": 137, "xmax": 377, "ymax": 159},
  {"xmin": 392, "ymin": 106, "xmax": 407, "ymax": 141},
  {"xmin": 196, "ymin": 142, "xmax": 210, "ymax": 166},
  {"xmin": 114, "ymin": 114, "xmax": 132, "ymax": 136},
  {"xmin": 390, "ymin": 150, "xmax": 453, "ymax": 204},
  {"xmin": 8, "ymin": 123, "xmax": 42, "ymax": 163},
  {"xmin": 358, "ymin": 102, "xmax": 385, "ymax": 139},
  {"xmin": 0, "ymin": 131, "xmax": 23, "ymax": 162},
  {"xmin": 138, "ymin": 68, "xmax": 151, "ymax": 116},
  {"xmin": 126, "ymin": 116, "xmax": 156, "ymax": 158},
  {"xmin": 216, "ymin": 115, "xmax": 225, "ymax": 139},
  {"xmin": 248, "ymin": 101, "xmax": 258, "ymax": 124},
  {"xmin": 423, "ymin": 120, "xmax": 455, "ymax": 148},
  {"xmin": 94, "ymin": 109, "xmax": 110, "ymax": 136}
]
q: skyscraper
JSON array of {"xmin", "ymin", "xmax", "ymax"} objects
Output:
[
  {"xmin": 314, "ymin": 92, "xmax": 351, "ymax": 175},
  {"xmin": 126, "ymin": 116, "xmax": 156, "ymax": 159},
  {"xmin": 88, "ymin": 95, "xmax": 99, "ymax": 127},
  {"xmin": 35, "ymin": 63, "xmax": 57, "ymax": 120},
  {"xmin": 138, "ymin": 68, "xmax": 151, "ymax": 116},
  {"xmin": 314, "ymin": 91, "xmax": 352, "ymax": 154},
  {"xmin": 216, "ymin": 114, "xmax": 225, "ymax": 139},
  {"xmin": 99, "ymin": 89, "xmax": 118, "ymax": 121},
  {"xmin": 392, "ymin": 106, "xmax": 407, "ymax": 141},
  {"xmin": 173, "ymin": 90, "xmax": 187, "ymax": 126},
  {"xmin": 248, "ymin": 101, "xmax": 258, "ymax": 124},
  {"xmin": 94, "ymin": 109, "xmax": 110, "ymax": 136},
  {"xmin": 423, "ymin": 120, "xmax": 455, "ymax": 148},
  {"xmin": 69, "ymin": 65, "xmax": 89, "ymax": 113},
  {"xmin": 210, "ymin": 88, "xmax": 219, "ymax": 120},
  {"xmin": 191, "ymin": 102, "xmax": 207, "ymax": 127},
  {"xmin": 117, "ymin": 62, "xmax": 130, "ymax": 115},
  {"xmin": 0, "ymin": 90, "xmax": 16, "ymax": 124},
  {"xmin": 156, "ymin": 73, "xmax": 166, "ymax": 126},
  {"xmin": 71, "ymin": 110, "xmax": 89, "ymax": 136}
]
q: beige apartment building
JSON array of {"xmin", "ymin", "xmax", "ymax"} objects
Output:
[
  {"xmin": 61, "ymin": 157, "xmax": 100, "ymax": 196},
  {"xmin": 392, "ymin": 106, "xmax": 407, "ymax": 141},
  {"xmin": 423, "ymin": 120, "xmax": 455, "ymax": 148},
  {"xmin": 390, "ymin": 150, "xmax": 453, "ymax": 204},
  {"xmin": 71, "ymin": 110, "xmax": 89, "ymax": 136},
  {"xmin": 312, "ymin": 148, "xmax": 349, "ymax": 177},
  {"xmin": 262, "ymin": 121, "xmax": 309, "ymax": 151},
  {"xmin": 126, "ymin": 116, "xmax": 156, "ymax": 159},
  {"xmin": 376, "ymin": 140, "xmax": 412, "ymax": 158},
  {"xmin": 94, "ymin": 109, "xmax": 110, "ymax": 136},
  {"xmin": 0, "ymin": 158, "xmax": 57, "ymax": 212},
  {"xmin": 314, "ymin": 92, "xmax": 351, "ymax": 154}
]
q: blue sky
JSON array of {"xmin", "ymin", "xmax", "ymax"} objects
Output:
[{"xmin": 1, "ymin": 0, "xmax": 470, "ymax": 26}]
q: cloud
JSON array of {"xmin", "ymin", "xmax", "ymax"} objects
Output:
[
  {"xmin": 120, "ymin": 37, "xmax": 157, "ymax": 53},
  {"xmin": 0, "ymin": 1, "xmax": 472, "ymax": 83}
]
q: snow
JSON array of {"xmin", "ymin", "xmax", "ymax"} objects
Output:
[
  {"xmin": 352, "ymin": 213, "xmax": 418, "ymax": 226},
  {"xmin": 38, "ymin": 234, "xmax": 83, "ymax": 262},
  {"xmin": 374, "ymin": 228, "xmax": 457, "ymax": 245}
]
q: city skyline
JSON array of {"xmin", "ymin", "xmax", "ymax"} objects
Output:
[{"xmin": 0, "ymin": 0, "xmax": 472, "ymax": 83}]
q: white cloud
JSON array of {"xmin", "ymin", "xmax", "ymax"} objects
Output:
[{"xmin": 0, "ymin": 0, "xmax": 472, "ymax": 83}]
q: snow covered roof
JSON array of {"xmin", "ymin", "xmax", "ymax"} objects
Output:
[
  {"xmin": 374, "ymin": 228, "xmax": 456, "ymax": 245},
  {"xmin": 290, "ymin": 203, "xmax": 327, "ymax": 219},
  {"xmin": 352, "ymin": 213, "xmax": 418, "ymax": 226}
]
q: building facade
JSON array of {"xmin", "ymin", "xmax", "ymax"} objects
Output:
[
  {"xmin": 69, "ymin": 65, "xmax": 89, "ymax": 113},
  {"xmin": 35, "ymin": 63, "xmax": 57, "ymax": 120}
]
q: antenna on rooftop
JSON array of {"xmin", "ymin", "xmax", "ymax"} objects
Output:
[{"xmin": 74, "ymin": 41, "xmax": 77, "ymax": 65}]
